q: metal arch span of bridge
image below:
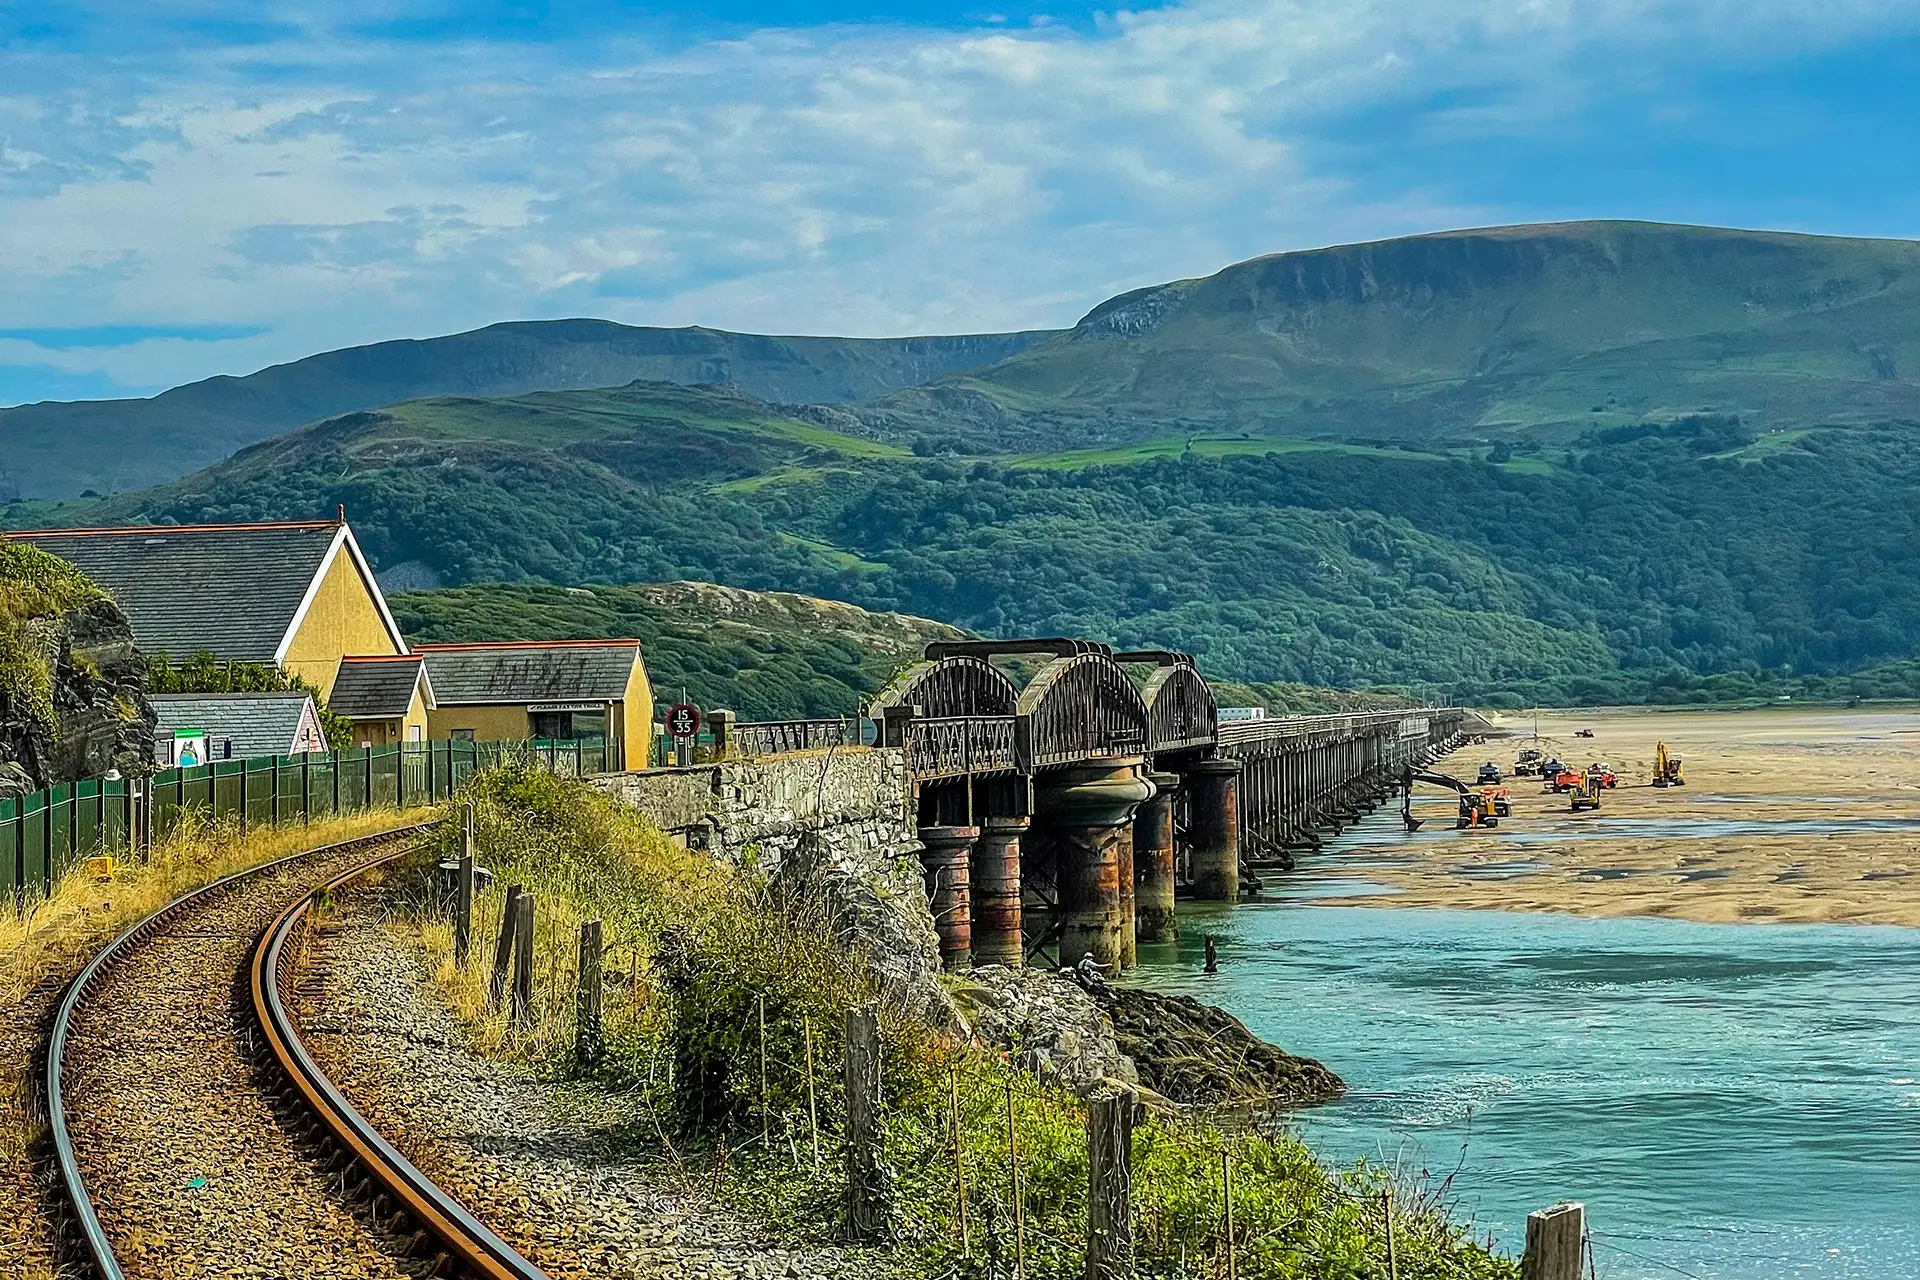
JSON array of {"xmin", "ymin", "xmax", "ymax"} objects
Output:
[{"xmin": 865, "ymin": 639, "xmax": 1466, "ymax": 975}]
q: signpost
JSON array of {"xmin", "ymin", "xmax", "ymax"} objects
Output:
[{"xmin": 667, "ymin": 703, "xmax": 700, "ymax": 767}]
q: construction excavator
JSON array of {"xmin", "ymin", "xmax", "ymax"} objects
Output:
[
  {"xmin": 1570, "ymin": 768, "xmax": 1604, "ymax": 812},
  {"xmin": 1652, "ymin": 741, "xmax": 1686, "ymax": 787},
  {"xmin": 1402, "ymin": 768, "xmax": 1501, "ymax": 831}
]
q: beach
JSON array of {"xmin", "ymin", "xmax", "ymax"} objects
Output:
[{"xmin": 1314, "ymin": 706, "xmax": 1920, "ymax": 927}]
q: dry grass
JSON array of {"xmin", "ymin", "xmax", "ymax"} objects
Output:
[{"xmin": 1, "ymin": 806, "xmax": 411, "ymax": 1013}]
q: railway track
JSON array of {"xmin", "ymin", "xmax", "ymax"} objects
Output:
[{"xmin": 44, "ymin": 824, "xmax": 550, "ymax": 1280}]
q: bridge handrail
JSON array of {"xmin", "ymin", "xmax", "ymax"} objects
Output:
[
  {"xmin": 1216, "ymin": 707, "xmax": 1458, "ymax": 747},
  {"xmin": 905, "ymin": 715, "xmax": 1019, "ymax": 780},
  {"xmin": 732, "ymin": 718, "xmax": 855, "ymax": 758}
]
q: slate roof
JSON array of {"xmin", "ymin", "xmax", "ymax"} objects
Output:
[
  {"xmin": 8, "ymin": 520, "xmax": 404, "ymax": 665},
  {"xmin": 329, "ymin": 655, "xmax": 431, "ymax": 720},
  {"xmin": 150, "ymin": 692, "xmax": 321, "ymax": 758},
  {"xmin": 417, "ymin": 640, "xmax": 641, "ymax": 706}
]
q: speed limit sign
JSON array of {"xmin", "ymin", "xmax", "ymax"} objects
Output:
[{"xmin": 667, "ymin": 703, "xmax": 701, "ymax": 739}]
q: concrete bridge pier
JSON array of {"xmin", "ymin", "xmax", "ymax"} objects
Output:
[
  {"xmin": 971, "ymin": 815, "xmax": 1029, "ymax": 967},
  {"xmin": 917, "ymin": 824, "xmax": 979, "ymax": 971},
  {"xmin": 1133, "ymin": 771, "xmax": 1181, "ymax": 942},
  {"xmin": 1038, "ymin": 759, "xmax": 1154, "ymax": 971},
  {"xmin": 1187, "ymin": 757, "xmax": 1243, "ymax": 900}
]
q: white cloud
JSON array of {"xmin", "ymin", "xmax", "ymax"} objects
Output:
[{"xmin": 3, "ymin": 0, "xmax": 1918, "ymax": 399}]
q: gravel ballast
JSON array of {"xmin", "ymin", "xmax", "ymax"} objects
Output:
[{"xmin": 301, "ymin": 881, "xmax": 901, "ymax": 1280}]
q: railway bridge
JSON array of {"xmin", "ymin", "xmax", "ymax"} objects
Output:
[{"xmin": 860, "ymin": 639, "xmax": 1465, "ymax": 975}]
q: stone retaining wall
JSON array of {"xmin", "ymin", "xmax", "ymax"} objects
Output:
[{"xmin": 590, "ymin": 748, "xmax": 950, "ymax": 1020}]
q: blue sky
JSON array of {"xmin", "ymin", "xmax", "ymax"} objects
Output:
[{"xmin": 4, "ymin": 0, "xmax": 1919, "ymax": 406}]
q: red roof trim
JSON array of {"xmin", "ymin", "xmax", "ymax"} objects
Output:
[
  {"xmin": 414, "ymin": 639, "xmax": 641, "ymax": 651},
  {"xmin": 6, "ymin": 519, "xmax": 339, "ymax": 537}
]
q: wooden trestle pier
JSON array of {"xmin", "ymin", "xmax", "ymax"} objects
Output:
[{"xmin": 870, "ymin": 639, "xmax": 1465, "ymax": 974}]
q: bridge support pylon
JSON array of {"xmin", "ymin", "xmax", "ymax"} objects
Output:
[
  {"xmin": 1037, "ymin": 759, "xmax": 1153, "ymax": 972},
  {"xmin": 971, "ymin": 815, "xmax": 1029, "ymax": 968},
  {"xmin": 1133, "ymin": 771, "xmax": 1180, "ymax": 943},
  {"xmin": 1186, "ymin": 757, "xmax": 1242, "ymax": 901},
  {"xmin": 918, "ymin": 825, "xmax": 979, "ymax": 971}
]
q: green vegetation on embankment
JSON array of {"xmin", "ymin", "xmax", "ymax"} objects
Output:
[
  {"xmin": 416, "ymin": 767, "xmax": 1517, "ymax": 1278},
  {"xmin": 0, "ymin": 540, "xmax": 106, "ymax": 731}
]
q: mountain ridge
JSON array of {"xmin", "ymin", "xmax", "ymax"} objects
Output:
[{"xmin": 0, "ymin": 319, "xmax": 1057, "ymax": 501}]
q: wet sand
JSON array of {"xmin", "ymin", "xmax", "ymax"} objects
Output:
[{"xmin": 1314, "ymin": 706, "xmax": 1920, "ymax": 928}]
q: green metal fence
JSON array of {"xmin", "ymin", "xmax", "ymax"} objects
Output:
[{"xmin": 1, "ymin": 736, "xmax": 624, "ymax": 905}]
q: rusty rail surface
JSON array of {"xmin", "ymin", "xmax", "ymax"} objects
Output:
[
  {"xmin": 45, "ymin": 823, "xmax": 433, "ymax": 1280},
  {"xmin": 253, "ymin": 848, "xmax": 550, "ymax": 1280}
]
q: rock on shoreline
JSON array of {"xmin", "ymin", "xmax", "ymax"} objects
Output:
[
  {"xmin": 1096, "ymin": 986, "xmax": 1345, "ymax": 1107},
  {"xmin": 951, "ymin": 965, "xmax": 1343, "ymax": 1108}
]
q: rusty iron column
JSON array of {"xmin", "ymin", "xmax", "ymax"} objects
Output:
[
  {"xmin": 1115, "ymin": 822, "xmax": 1138, "ymax": 969},
  {"xmin": 971, "ymin": 815, "xmax": 1029, "ymax": 968},
  {"xmin": 918, "ymin": 824, "xmax": 979, "ymax": 971},
  {"xmin": 1037, "ymin": 759, "xmax": 1153, "ymax": 972},
  {"xmin": 1187, "ymin": 757, "xmax": 1242, "ymax": 901},
  {"xmin": 1133, "ymin": 771, "xmax": 1179, "ymax": 944}
]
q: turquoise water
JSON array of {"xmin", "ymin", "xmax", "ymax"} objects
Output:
[{"xmin": 1133, "ymin": 904, "xmax": 1920, "ymax": 1278}]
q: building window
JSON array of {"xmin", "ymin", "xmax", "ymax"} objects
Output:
[
  {"xmin": 408, "ymin": 724, "xmax": 423, "ymax": 742},
  {"xmin": 530, "ymin": 709, "xmax": 607, "ymax": 742},
  {"xmin": 451, "ymin": 728, "xmax": 476, "ymax": 742}
]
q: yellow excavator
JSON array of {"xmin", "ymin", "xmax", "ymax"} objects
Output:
[
  {"xmin": 1401, "ymin": 769, "xmax": 1501, "ymax": 830},
  {"xmin": 1652, "ymin": 741, "xmax": 1685, "ymax": 787},
  {"xmin": 1570, "ymin": 768, "xmax": 1604, "ymax": 812}
]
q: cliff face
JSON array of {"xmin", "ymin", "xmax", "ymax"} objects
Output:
[{"xmin": 0, "ymin": 551, "xmax": 155, "ymax": 797}]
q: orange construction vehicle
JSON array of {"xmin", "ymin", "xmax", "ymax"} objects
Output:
[
  {"xmin": 1589, "ymin": 762, "xmax": 1619, "ymax": 788},
  {"xmin": 1548, "ymin": 764, "xmax": 1581, "ymax": 793}
]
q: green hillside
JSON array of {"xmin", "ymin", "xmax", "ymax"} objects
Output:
[
  {"xmin": 860, "ymin": 221, "xmax": 1920, "ymax": 451},
  {"xmin": 0, "ymin": 319, "xmax": 1050, "ymax": 501},
  {"xmin": 391, "ymin": 580, "xmax": 962, "ymax": 720},
  {"xmin": 27, "ymin": 374, "xmax": 1920, "ymax": 707}
]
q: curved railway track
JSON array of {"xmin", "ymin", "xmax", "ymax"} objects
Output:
[{"xmin": 44, "ymin": 824, "xmax": 550, "ymax": 1280}]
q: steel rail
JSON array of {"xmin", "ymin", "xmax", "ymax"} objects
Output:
[
  {"xmin": 45, "ymin": 823, "xmax": 430, "ymax": 1280},
  {"xmin": 252, "ymin": 849, "xmax": 551, "ymax": 1280}
]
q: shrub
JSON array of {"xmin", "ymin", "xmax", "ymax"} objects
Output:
[{"xmin": 420, "ymin": 767, "xmax": 1519, "ymax": 1279}]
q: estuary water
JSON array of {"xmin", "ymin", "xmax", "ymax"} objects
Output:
[{"xmin": 1132, "ymin": 901, "xmax": 1920, "ymax": 1278}]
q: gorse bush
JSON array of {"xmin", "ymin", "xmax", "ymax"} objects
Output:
[{"xmin": 424, "ymin": 767, "xmax": 1518, "ymax": 1279}]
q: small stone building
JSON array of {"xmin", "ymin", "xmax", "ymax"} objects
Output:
[
  {"xmin": 327, "ymin": 654, "xmax": 435, "ymax": 747},
  {"xmin": 150, "ymin": 691, "xmax": 327, "ymax": 763}
]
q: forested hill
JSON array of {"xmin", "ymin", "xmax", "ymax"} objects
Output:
[
  {"xmin": 23, "ymin": 377, "xmax": 1920, "ymax": 707},
  {"xmin": 0, "ymin": 320, "xmax": 1053, "ymax": 501},
  {"xmin": 864, "ymin": 221, "xmax": 1920, "ymax": 452}
]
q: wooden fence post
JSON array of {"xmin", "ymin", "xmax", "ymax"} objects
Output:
[
  {"xmin": 511, "ymin": 891, "xmax": 536, "ymax": 1026},
  {"xmin": 454, "ymin": 805, "xmax": 476, "ymax": 966},
  {"xmin": 575, "ymin": 919, "xmax": 605, "ymax": 1068},
  {"xmin": 1522, "ymin": 1203, "xmax": 1584, "ymax": 1280},
  {"xmin": 490, "ymin": 883, "xmax": 523, "ymax": 1007},
  {"xmin": 1086, "ymin": 1088, "xmax": 1135, "ymax": 1280},
  {"xmin": 843, "ymin": 1003, "xmax": 890, "ymax": 1242}
]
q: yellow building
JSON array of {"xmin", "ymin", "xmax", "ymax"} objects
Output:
[
  {"xmin": 11, "ymin": 516, "xmax": 406, "ymax": 697},
  {"xmin": 416, "ymin": 640, "xmax": 652, "ymax": 769},
  {"xmin": 328, "ymin": 654, "xmax": 435, "ymax": 747}
]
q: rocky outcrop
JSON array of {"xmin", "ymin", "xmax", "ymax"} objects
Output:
[
  {"xmin": 1, "ymin": 597, "xmax": 154, "ymax": 796},
  {"xmin": 949, "ymin": 965, "xmax": 1140, "ymax": 1095},
  {"xmin": 1095, "ymin": 986, "xmax": 1344, "ymax": 1107}
]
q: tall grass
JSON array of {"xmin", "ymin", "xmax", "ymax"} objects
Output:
[{"xmin": 421, "ymin": 766, "xmax": 1519, "ymax": 1279}]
